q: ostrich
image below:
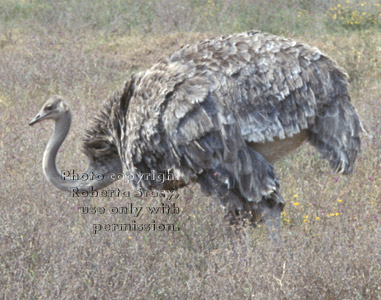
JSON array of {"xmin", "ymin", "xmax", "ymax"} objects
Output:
[{"xmin": 29, "ymin": 30, "xmax": 364, "ymax": 233}]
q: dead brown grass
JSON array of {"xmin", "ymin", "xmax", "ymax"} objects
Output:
[{"xmin": 1, "ymin": 1, "xmax": 380, "ymax": 299}]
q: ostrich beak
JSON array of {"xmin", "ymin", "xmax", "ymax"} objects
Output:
[
  {"xmin": 29, "ymin": 111, "xmax": 50, "ymax": 126},
  {"xmin": 29, "ymin": 113, "xmax": 42, "ymax": 126},
  {"xmin": 29, "ymin": 114, "xmax": 40, "ymax": 126}
]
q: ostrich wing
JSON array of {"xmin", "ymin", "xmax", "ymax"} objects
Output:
[{"xmin": 166, "ymin": 31, "xmax": 349, "ymax": 144}]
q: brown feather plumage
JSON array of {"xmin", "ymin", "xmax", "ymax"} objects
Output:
[{"xmin": 82, "ymin": 30, "xmax": 363, "ymax": 226}]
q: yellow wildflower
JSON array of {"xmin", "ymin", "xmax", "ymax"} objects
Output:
[
  {"xmin": 336, "ymin": 212, "xmax": 340, "ymax": 216},
  {"xmin": 329, "ymin": 213, "xmax": 335, "ymax": 217},
  {"xmin": 316, "ymin": 216, "xmax": 320, "ymax": 221},
  {"xmin": 293, "ymin": 202, "xmax": 300, "ymax": 206},
  {"xmin": 294, "ymin": 194, "xmax": 298, "ymax": 198},
  {"xmin": 337, "ymin": 199, "xmax": 342, "ymax": 203},
  {"xmin": 333, "ymin": 13, "xmax": 337, "ymax": 19},
  {"xmin": 128, "ymin": 236, "xmax": 132, "ymax": 240}
]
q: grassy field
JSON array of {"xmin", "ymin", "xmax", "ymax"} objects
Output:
[{"xmin": 1, "ymin": 0, "xmax": 380, "ymax": 299}]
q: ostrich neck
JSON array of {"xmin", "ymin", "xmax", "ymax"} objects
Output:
[
  {"xmin": 42, "ymin": 110, "xmax": 119, "ymax": 192},
  {"xmin": 42, "ymin": 111, "xmax": 71, "ymax": 189}
]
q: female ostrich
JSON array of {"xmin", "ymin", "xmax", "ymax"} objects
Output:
[{"xmin": 29, "ymin": 30, "xmax": 363, "ymax": 231}]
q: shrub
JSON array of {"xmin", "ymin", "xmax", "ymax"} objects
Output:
[{"xmin": 327, "ymin": 0, "xmax": 380, "ymax": 30}]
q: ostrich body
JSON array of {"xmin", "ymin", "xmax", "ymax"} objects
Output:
[{"xmin": 30, "ymin": 30, "xmax": 363, "ymax": 230}]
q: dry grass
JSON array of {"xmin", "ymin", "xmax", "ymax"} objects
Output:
[{"xmin": 1, "ymin": 0, "xmax": 380, "ymax": 299}]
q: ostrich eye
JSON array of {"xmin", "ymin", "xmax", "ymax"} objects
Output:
[{"xmin": 46, "ymin": 103, "xmax": 56, "ymax": 110}]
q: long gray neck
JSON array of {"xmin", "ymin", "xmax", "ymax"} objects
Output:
[{"xmin": 42, "ymin": 110, "xmax": 120, "ymax": 193}]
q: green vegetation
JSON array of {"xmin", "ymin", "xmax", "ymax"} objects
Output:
[
  {"xmin": 327, "ymin": 0, "xmax": 380, "ymax": 30},
  {"xmin": 1, "ymin": 0, "xmax": 379, "ymax": 37},
  {"xmin": 1, "ymin": 0, "xmax": 380, "ymax": 299}
]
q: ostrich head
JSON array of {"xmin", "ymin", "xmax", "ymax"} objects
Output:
[{"xmin": 29, "ymin": 95, "xmax": 68, "ymax": 126}]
